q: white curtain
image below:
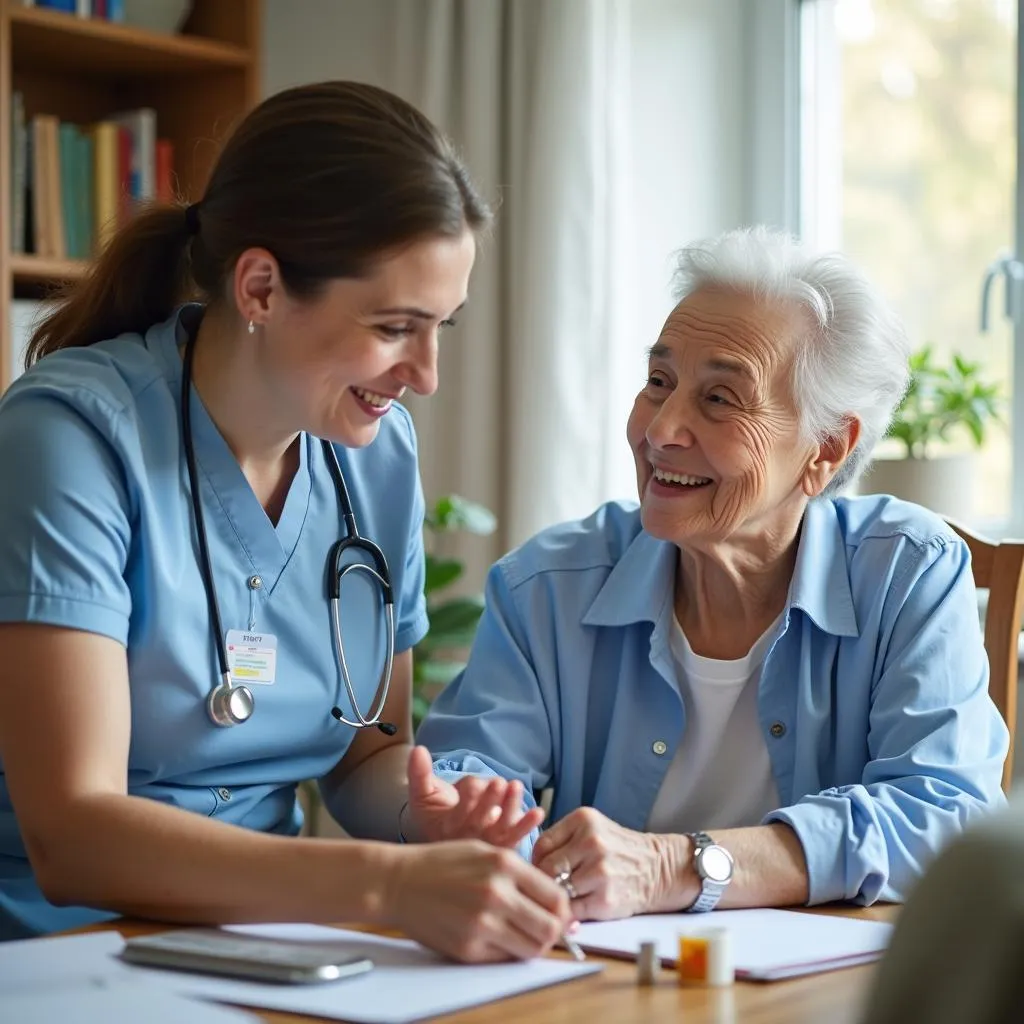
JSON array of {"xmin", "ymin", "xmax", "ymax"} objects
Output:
[{"xmin": 388, "ymin": 0, "xmax": 637, "ymax": 580}]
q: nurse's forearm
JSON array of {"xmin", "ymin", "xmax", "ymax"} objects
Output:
[
  {"xmin": 321, "ymin": 742, "xmax": 411, "ymax": 841},
  {"xmin": 34, "ymin": 792, "xmax": 399, "ymax": 925},
  {"xmin": 656, "ymin": 823, "xmax": 810, "ymax": 911}
]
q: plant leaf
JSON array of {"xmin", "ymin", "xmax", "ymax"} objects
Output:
[
  {"xmin": 416, "ymin": 659, "xmax": 467, "ymax": 685},
  {"xmin": 425, "ymin": 557, "xmax": 462, "ymax": 594},
  {"xmin": 427, "ymin": 596, "xmax": 486, "ymax": 638},
  {"xmin": 428, "ymin": 495, "xmax": 497, "ymax": 535}
]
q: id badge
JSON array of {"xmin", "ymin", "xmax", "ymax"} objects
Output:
[{"xmin": 225, "ymin": 629, "xmax": 278, "ymax": 685}]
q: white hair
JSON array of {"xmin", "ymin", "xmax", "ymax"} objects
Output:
[{"xmin": 670, "ymin": 226, "xmax": 911, "ymax": 494}]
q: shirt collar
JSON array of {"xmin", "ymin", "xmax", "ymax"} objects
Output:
[
  {"xmin": 580, "ymin": 496, "xmax": 858, "ymax": 638},
  {"xmin": 788, "ymin": 497, "xmax": 859, "ymax": 637},
  {"xmin": 147, "ymin": 303, "xmax": 202, "ymax": 388},
  {"xmin": 581, "ymin": 529, "xmax": 677, "ymax": 628}
]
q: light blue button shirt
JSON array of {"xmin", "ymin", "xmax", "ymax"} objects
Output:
[
  {"xmin": 0, "ymin": 306, "xmax": 428, "ymax": 939},
  {"xmin": 418, "ymin": 496, "xmax": 1009, "ymax": 906}
]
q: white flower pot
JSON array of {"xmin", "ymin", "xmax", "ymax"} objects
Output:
[{"xmin": 857, "ymin": 452, "xmax": 977, "ymax": 522}]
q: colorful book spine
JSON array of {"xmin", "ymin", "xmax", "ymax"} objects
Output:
[
  {"xmin": 113, "ymin": 107, "xmax": 157, "ymax": 203},
  {"xmin": 91, "ymin": 121, "xmax": 118, "ymax": 251},
  {"xmin": 43, "ymin": 116, "xmax": 65, "ymax": 259},
  {"xmin": 58, "ymin": 122, "xmax": 80, "ymax": 258},
  {"xmin": 30, "ymin": 116, "xmax": 51, "ymax": 258},
  {"xmin": 10, "ymin": 92, "xmax": 27, "ymax": 255},
  {"xmin": 156, "ymin": 139, "xmax": 174, "ymax": 204}
]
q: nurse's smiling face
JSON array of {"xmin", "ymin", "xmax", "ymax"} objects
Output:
[{"xmin": 250, "ymin": 229, "xmax": 476, "ymax": 448}]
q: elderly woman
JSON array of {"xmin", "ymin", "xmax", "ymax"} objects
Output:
[{"xmin": 408, "ymin": 227, "xmax": 1009, "ymax": 920}]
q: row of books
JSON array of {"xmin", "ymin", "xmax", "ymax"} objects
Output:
[
  {"xmin": 18, "ymin": 0, "xmax": 126, "ymax": 20},
  {"xmin": 10, "ymin": 93, "xmax": 174, "ymax": 261}
]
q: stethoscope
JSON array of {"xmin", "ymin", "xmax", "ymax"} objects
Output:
[{"xmin": 180, "ymin": 318, "xmax": 397, "ymax": 734}]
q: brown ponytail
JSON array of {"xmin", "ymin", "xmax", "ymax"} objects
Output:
[
  {"xmin": 25, "ymin": 205, "xmax": 193, "ymax": 368},
  {"xmin": 26, "ymin": 80, "xmax": 491, "ymax": 370}
]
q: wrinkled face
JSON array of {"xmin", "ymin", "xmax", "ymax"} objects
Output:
[
  {"xmin": 255, "ymin": 230, "xmax": 476, "ymax": 447},
  {"xmin": 626, "ymin": 287, "xmax": 820, "ymax": 550}
]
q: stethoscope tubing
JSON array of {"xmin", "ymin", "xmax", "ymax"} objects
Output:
[{"xmin": 180, "ymin": 315, "xmax": 396, "ymax": 730}]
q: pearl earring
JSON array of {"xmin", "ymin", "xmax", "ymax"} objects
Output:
[{"xmin": 247, "ymin": 320, "xmax": 255, "ymax": 335}]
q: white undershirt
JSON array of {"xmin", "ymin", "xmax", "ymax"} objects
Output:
[{"xmin": 646, "ymin": 614, "xmax": 781, "ymax": 835}]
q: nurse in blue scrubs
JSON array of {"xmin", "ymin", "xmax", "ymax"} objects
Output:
[{"xmin": 0, "ymin": 81, "xmax": 569, "ymax": 963}]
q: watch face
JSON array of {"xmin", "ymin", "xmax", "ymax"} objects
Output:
[{"xmin": 700, "ymin": 845, "xmax": 733, "ymax": 883}]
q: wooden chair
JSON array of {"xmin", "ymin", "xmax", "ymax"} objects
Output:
[{"xmin": 946, "ymin": 520, "xmax": 1024, "ymax": 792}]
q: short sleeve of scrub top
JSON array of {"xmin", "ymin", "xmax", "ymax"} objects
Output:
[{"xmin": 0, "ymin": 305, "xmax": 429, "ymax": 940}]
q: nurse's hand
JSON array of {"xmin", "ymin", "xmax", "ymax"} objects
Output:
[
  {"xmin": 531, "ymin": 807, "xmax": 688, "ymax": 920},
  {"xmin": 384, "ymin": 840, "xmax": 573, "ymax": 962},
  {"xmin": 404, "ymin": 745, "xmax": 545, "ymax": 847}
]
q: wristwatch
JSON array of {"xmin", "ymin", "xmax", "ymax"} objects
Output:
[{"xmin": 684, "ymin": 831, "xmax": 734, "ymax": 913}]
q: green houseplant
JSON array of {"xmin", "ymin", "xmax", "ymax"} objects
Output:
[
  {"xmin": 412, "ymin": 494, "xmax": 497, "ymax": 727},
  {"xmin": 860, "ymin": 345, "xmax": 1004, "ymax": 519},
  {"xmin": 885, "ymin": 346, "xmax": 1003, "ymax": 459}
]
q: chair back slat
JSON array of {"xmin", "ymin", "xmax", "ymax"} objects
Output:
[{"xmin": 947, "ymin": 519, "xmax": 1023, "ymax": 792}]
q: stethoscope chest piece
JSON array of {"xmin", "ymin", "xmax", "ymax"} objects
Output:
[{"xmin": 208, "ymin": 678, "xmax": 255, "ymax": 727}]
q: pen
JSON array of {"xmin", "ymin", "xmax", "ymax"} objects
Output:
[{"xmin": 553, "ymin": 868, "xmax": 587, "ymax": 962}]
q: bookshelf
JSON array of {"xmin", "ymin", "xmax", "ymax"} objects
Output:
[{"xmin": 0, "ymin": 0, "xmax": 262, "ymax": 390}]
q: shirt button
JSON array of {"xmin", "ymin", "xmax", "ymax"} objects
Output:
[
  {"xmin": 652, "ymin": 740, "xmax": 668, "ymax": 756},
  {"xmin": 247, "ymin": 575, "xmax": 263, "ymax": 590},
  {"xmin": 770, "ymin": 722, "xmax": 787, "ymax": 739},
  {"xmin": 217, "ymin": 787, "xmax": 232, "ymax": 800}
]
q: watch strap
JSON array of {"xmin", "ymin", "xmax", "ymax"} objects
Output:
[{"xmin": 685, "ymin": 831, "xmax": 729, "ymax": 913}]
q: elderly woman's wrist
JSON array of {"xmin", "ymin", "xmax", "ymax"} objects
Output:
[{"xmin": 649, "ymin": 832, "xmax": 699, "ymax": 912}]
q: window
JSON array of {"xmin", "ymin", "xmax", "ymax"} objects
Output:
[{"xmin": 799, "ymin": 0, "xmax": 1018, "ymax": 529}]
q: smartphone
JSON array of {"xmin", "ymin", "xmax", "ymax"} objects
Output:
[{"xmin": 122, "ymin": 928, "xmax": 375, "ymax": 985}]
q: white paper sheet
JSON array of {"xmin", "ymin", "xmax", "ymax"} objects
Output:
[
  {"xmin": 0, "ymin": 933, "xmax": 258, "ymax": 1024},
  {"xmin": 0, "ymin": 983, "xmax": 260, "ymax": 1024},
  {"xmin": 0, "ymin": 932, "xmax": 132, "ymax": 994},
  {"xmin": 1, "ymin": 925, "xmax": 601, "ymax": 1023},
  {"xmin": 121, "ymin": 923, "xmax": 602, "ymax": 1023},
  {"xmin": 574, "ymin": 908, "xmax": 893, "ymax": 981}
]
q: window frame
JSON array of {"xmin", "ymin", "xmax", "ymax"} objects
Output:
[{"xmin": 787, "ymin": 0, "xmax": 1024, "ymax": 534}]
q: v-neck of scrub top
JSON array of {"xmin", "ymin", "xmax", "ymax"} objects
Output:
[
  {"xmin": 189, "ymin": 406, "xmax": 312, "ymax": 591},
  {"xmin": 151, "ymin": 306, "xmax": 314, "ymax": 593}
]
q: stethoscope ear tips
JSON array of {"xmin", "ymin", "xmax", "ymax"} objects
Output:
[{"xmin": 330, "ymin": 706, "xmax": 397, "ymax": 735}]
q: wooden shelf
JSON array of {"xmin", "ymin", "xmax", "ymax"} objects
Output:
[
  {"xmin": 1, "ymin": 0, "xmax": 260, "ymax": 392},
  {"xmin": 9, "ymin": 4, "xmax": 251, "ymax": 77},
  {"xmin": 11, "ymin": 253, "xmax": 88, "ymax": 286}
]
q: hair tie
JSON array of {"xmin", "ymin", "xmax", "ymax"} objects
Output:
[{"xmin": 184, "ymin": 203, "xmax": 201, "ymax": 236}]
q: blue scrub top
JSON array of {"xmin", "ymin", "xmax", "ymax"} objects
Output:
[{"xmin": 0, "ymin": 305, "xmax": 429, "ymax": 939}]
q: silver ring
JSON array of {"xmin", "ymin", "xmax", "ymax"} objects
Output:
[{"xmin": 553, "ymin": 868, "xmax": 578, "ymax": 900}]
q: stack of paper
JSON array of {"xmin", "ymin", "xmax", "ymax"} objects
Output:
[
  {"xmin": 0, "ymin": 985, "xmax": 260, "ymax": 1024},
  {"xmin": 129, "ymin": 923, "xmax": 602, "ymax": 1023},
  {"xmin": 574, "ymin": 908, "xmax": 893, "ymax": 981},
  {"xmin": 0, "ymin": 933, "xmax": 259, "ymax": 1024},
  {"xmin": 0, "ymin": 925, "xmax": 601, "ymax": 1024}
]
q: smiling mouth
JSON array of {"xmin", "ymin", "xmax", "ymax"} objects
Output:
[
  {"xmin": 651, "ymin": 467, "xmax": 713, "ymax": 488},
  {"xmin": 351, "ymin": 386, "xmax": 395, "ymax": 409}
]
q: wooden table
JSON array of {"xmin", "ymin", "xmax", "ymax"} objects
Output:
[{"xmin": 96, "ymin": 905, "xmax": 896, "ymax": 1024}]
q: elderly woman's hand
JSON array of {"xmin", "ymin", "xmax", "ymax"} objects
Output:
[{"xmin": 531, "ymin": 807, "xmax": 693, "ymax": 920}]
